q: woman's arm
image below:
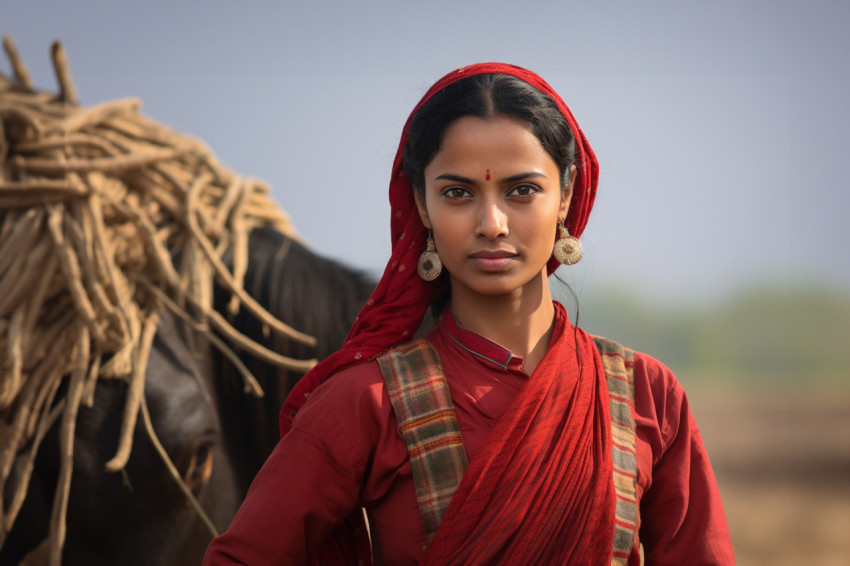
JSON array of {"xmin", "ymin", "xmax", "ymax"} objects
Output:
[
  {"xmin": 202, "ymin": 430, "xmax": 361, "ymax": 564},
  {"xmin": 633, "ymin": 353, "xmax": 735, "ymax": 566},
  {"xmin": 203, "ymin": 366, "xmax": 381, "ymax": 565}
]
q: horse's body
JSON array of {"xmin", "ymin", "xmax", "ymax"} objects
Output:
[{"xmin": 0, "ymin": 227, "xmax": 374, "ymax": 565}]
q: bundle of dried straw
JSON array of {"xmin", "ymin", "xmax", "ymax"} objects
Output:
[{"xmin": 0, "ymin": 36, "xmax": 317, "ymax": 562}]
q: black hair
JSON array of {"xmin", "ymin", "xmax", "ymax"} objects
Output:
[{"xmin": 402, "ymin": 73, "xmax": 577, "ymax": 195}]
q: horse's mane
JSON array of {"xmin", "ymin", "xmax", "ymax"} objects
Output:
[
  {"xmin": 214, "ymin": 226, "xmax": 374, "ymax": 487},
  {"xmin": 0, "ymin": 37, "xmax": 317, "ymax": 558}
]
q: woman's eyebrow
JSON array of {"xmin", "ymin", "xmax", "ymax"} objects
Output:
[
  {"xmin": 502, "ymin": 172, "xmax": 547, "ymax": 183},
  {"xmin": 434, "ymin": 173, "xmax": 475, "ymax": 183}
]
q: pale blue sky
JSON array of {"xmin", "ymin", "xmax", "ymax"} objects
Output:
[{"xmin": 4, "ymin": 1, "xmax": 849, "ymax": 303}]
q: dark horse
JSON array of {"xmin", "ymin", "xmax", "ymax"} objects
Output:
[{"xmin": 0, "ymin": 227, "xmax": 374, "ymax": 565}]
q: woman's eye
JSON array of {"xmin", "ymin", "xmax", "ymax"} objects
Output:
[
  {"xmin": 443, "ymin": 187, "xmax": 470, "ymax": 199},
  {"xmin": 509, "ymin": 184, "xmax": 539, "ymax": 197}
]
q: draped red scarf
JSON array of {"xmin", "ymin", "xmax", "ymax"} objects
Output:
[
  {"xmin": 278, "ymin": 63, "xmax": 604, "ymax": 564},
  {"xmin": 280, "ymin": 62, "xmax": 598, "ymax": 434},
  {"xmin": 422, "ymin": 304, "xmax": 614, "ymax": 564}
]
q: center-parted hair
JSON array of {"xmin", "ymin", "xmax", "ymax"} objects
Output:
[{"xmin": 402, "ymin": 73, "xmax": 578, "ymax": 194}]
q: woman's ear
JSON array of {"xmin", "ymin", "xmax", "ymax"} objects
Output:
[
  {"xmin": 559, "ymin": 164, "xmax": 577, "ymax": 221},
  {"xmin": 413, "ymin": 189, "xmax": 432, "ymax": 229}
]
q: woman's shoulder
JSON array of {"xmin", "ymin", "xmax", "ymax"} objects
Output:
[
  {"xmin": 307, "ymin": 360, "xmax": 387, "ymax": 406},
  {"xmin": 588, "ymin": 333, "xmax": 691, "ymax": 429},
  {"xmin": 589, "ymin": 334, "xmax": 683, "ymax": 398},
  {"xmin": 631, "ymin": 349, "xmax": 682, "ymax": 394},
  {"xmin": 299, "ymin": 339, "xmax": 440, "ymax": 416},
  {"xmin": 290, "ymin": 360, "xmax": 392, "ymax": 435},
  {"xmin": 610, "ymin": 343, "xmax": 698, "ymax": 456}
]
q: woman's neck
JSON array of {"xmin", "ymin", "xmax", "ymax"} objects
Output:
[{"xmin": 449, "ymin": 276, "xmax": 556, "ymax": 374}]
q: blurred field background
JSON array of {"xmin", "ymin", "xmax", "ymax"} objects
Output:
[{"xmin": 565, "ymin": 283, "xmax": 850, "ymax": 566}]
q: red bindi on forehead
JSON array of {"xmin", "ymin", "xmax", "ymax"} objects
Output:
[{"xmin": 485, "ymin": 169, "xmax": 491, "ymax": 180}]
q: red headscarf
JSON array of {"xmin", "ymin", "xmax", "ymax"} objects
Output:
[{"xmin": 280, "ymin": 62, "xmax": 598, "ymax": 434}]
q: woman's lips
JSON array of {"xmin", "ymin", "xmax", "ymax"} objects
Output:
[{"xmin": 469, "ymin": 250, "xmax": 518, "ymax": 271}]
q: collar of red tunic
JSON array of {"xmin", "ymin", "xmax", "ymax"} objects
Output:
[{"xmin": 436, "ymin": 302, "xmax": 570, "ymax": 373}]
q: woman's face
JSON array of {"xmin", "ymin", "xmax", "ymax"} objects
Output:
[{"xmin": 415, "ymin": 115, "xmax": 573, "ymax": 301}]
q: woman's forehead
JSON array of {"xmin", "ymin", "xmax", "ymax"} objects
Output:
[{"xmin": 427, "ymin": 116, "xmax": 555, "ymax": 175}]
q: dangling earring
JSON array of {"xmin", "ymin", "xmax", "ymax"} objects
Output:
[
  {"xmin": 553, "ymin": 222, "xmax": 583, "ymax": 265},
  {"xmin": 417, "ymin": 231, "xmax": 443, "ymax": 281}
]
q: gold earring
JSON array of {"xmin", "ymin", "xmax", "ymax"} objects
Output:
[
  {"xmin": 417, "ymin": 231, "xmax": 443, "ymax": 281},
  {"xmin": 553, "ymin": 222, "xmax": 583, "ymax": 265}
]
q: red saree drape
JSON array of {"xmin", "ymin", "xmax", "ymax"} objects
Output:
[{"xmin": 421, "ymin": 312, "xmax": 615, "ymax": 565}]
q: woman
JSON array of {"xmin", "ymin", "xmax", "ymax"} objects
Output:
[{"xmin": 204, "ymin": 63, "xmax": 734, "ymax": 565}]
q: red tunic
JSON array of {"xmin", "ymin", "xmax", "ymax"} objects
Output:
[{"xmin": 204, "ymin": 304, "xmax": 734, "ymax": 565}]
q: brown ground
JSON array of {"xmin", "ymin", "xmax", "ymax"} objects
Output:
[{"xmin": 689, "ymin": 385, "xmax": 850, "ymax": 566}]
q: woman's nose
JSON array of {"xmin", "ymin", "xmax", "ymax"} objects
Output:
[{"xmin": 476, "ymin": 202, "xmax": 509, "ymax": 239}]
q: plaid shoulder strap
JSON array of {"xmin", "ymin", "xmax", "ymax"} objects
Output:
[
  {"xmin": 377, "ymin": 340, "xmax": 468, "ymax": 542},
  {"xmin": 593, "ymin": 336, "xmax": 640, "ymax": 566}
]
